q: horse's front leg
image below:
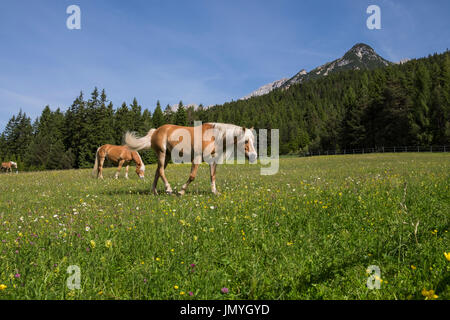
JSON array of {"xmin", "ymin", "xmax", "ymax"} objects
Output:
[
  {"xmin": 124, "ymin": 165, "xmax": 129, "ymax": 179},
  {"xmin": 115, "ymin": 160, "xmax": 125, "ymax": 179},
  {"xmin": 178, "ymin": 163, "xmax": 199, "ymax": 196},
  {"xmin": 209, "ymin": 162, "xmax": 218, "ymax": 195}
]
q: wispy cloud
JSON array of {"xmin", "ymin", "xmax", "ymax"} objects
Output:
[{"xmin": 0, "ymin": 88, "xmax": 48, "ymax": 110}]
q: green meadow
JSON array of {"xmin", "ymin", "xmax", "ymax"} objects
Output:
[{"xmin": 0, "ymin": 153, "xmax": 448, "ymax": 300}]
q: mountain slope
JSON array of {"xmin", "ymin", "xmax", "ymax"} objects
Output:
[
  {"xmin": 283, "ymin": 43, "xmax": 392, "ymax": 88},
  {"xmin": 240, "ymin": 78, "xmax": 289, "ymax": 100},
  {"xmin": 241, "ymin": 43, "xmax": 392, "ymax": 99}
]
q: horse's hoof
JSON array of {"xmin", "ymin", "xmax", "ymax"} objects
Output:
[{"xmin": 177, "ymin": 190, "xmax": 185, "ymax": 196}]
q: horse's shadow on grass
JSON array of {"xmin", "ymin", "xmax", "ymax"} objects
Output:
[{"xmin": 100, "ymin": 189, "xmax": 213, "ymax": 196}]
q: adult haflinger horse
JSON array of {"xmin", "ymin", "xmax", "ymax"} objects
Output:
[
  {"xmin": 124, "ymin": 122, "xmax": 257, "ymax": 195},
  {"xmin": 1, "ymin": 161, "xmax": 18, "ymax": 173},
  {"xmin": 93, "ymin": 144, "xmax": 145, "ymax": 179}
]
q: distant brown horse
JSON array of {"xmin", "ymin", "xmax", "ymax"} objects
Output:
[
  {"xmin": 125, "ymin": 123, "xmax": 257, "ymax": 195},
  {"xmin": 1, "ymin": 161, "xmax": 18, "ymax": 174},
  {"xmin": 93, "ymin": 144, "xmax": 145, "ymax": 179}
]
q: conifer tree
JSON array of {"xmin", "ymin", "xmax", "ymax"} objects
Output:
[
  {"xmin": 174, "ymin": 101, "xmax": 187, "ymax": 126},
  {"xmin": 152, "ymin": 101, "xmax": 165, "ymax": 128},
  {"xmin": 164, "ymin": 104, "xmax": 174, "ymax": 124}
]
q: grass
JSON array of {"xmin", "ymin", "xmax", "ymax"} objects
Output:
[{"xmin": 0, "ymin": 153, "xmax": 449, "ymax": 300}]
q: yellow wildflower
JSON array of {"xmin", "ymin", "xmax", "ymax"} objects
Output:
[
  {"xmin": 105, "ymin": 240, "xmax": 112, "ymax": 248},
  {"xmin": 0, "ymin": 284, "xmax": 7, "ymax": 291},
  {"xmin": 444, "ymin": 252, "xmax": 450, "ymax": 262},
  {"xmin": 411, "ymin": 265, "xmax": 416, "ymax": 270},
  {"xmin": 90, "ymin": 240, "xmax": 96, "ymax": 248},
  {"xmin": 374, "ymin": 275, "xmax": 383, "ymax": 283},
  {"xmin": 421, "ymin": 288, "xmax": 438, "ymax": 300},
  {"xmin": 174, "ymin": 285, "xmax": 179, "ymax": 290}
]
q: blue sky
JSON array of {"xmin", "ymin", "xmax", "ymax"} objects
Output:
[{"xmin": 0, "ymin": 0, "xmax": 449, "ymax": 130}]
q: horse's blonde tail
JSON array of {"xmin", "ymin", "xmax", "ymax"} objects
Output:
[
  {"xmin": 92, "ymin": 147, "xmax": 100, "ymax": 177},
  {"xmin": 125, "ymin": 128, "xmax": 156, "ymax": 151}
]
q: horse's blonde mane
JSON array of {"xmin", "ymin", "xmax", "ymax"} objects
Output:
[{"xmin": 206, "ymin": 123, "xmax": 245, "ymax": 141}]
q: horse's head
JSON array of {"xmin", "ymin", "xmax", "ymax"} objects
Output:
[
  {"xmin": 11, "ymin": 161, "xmax": 17, "ymax": 168},
  {"xmin": 242, "ymin": 127, "xmax": 257, "ymax": 163}
]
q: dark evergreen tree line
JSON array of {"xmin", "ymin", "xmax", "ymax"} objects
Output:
[{"xmin": 0, "ymin": 88, "xmax": 168, "ymax": 171}]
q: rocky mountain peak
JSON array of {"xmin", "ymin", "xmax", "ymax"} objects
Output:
[{"xmin": 240, "ymin": 43, "xmax": 392, "ymax": 100}]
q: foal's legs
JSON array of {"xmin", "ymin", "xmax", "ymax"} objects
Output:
[
  {"xmin": 98, "ymin": 156, "xmax": 106, "ymax": 179},
  {"xmin": 178, "ymin": 163, "xmax": 199, "ymax": 196},
  {"xmin": 115, "ymin": 160, "xmax": 125, "ymax": 179},
  {"xmin": 209, "ymin": 162, "xmax": 218, "ymax": 194},
  {"xmin": 125, "ymin": 165, "xmax": 129, "ymax": 179}
]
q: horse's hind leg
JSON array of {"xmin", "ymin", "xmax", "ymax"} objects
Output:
[
  {"xmin": 151, "ymin": 168, "xmax": 160, "ymax": 195},
  {"xmin": 125, "ymin": 165, "xmax": 129, "ymax": 179},
  {"xmin": 209, "ymin": 162, "xmax": 218, "ymax": 195},
  {"xmin": 178, "ymin": 163, "xmax": 199, "ymax": 196},
  {"xmin": 156, "ymin": 151, "xmax": 172, "ymax": 194},
  {"xmin": 115, "ymin": 160, "xmax": 125, "ymax": 179},
  {"xmin": 98, "ymin": 155, "xmax": 106, "ymax": 179}
]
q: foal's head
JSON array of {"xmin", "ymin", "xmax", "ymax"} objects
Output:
[{"xmin": 132, "ymin": 152, "xmax": 145, "ymax": 179}]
